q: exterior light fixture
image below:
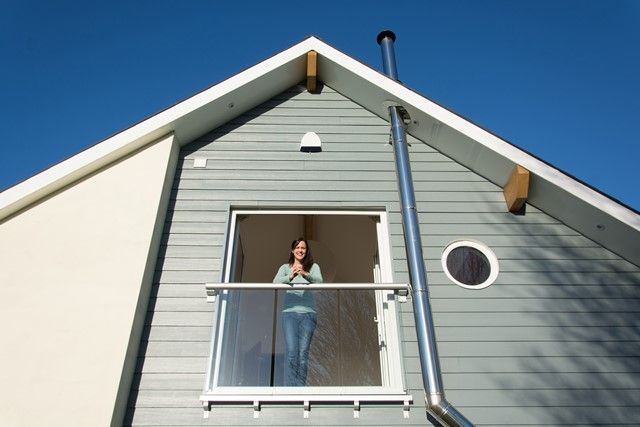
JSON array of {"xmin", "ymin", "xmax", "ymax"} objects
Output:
[{"xmin": 300, "ymin": 132, "xmax": 322, "ymax": 152}]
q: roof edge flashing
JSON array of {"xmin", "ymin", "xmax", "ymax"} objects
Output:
[
  {"xmin": 0, "ymin": 39, "xmax": 315, "ymax": 220},
  {"xmin": 313, "ymin": 40, "xmax": 639, "ymax": 232},
  {"xmin": 1, "ymin": 36, "xmax": 637, "ymax": 235},
  {"xmin": 0, "ymin": 132, "xmax": 177, "ymax": 220}
]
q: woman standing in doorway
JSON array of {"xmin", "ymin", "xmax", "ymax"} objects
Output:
[{"xmin": 273, "ymin": 237, "xmax": 323, "ymax": 386}]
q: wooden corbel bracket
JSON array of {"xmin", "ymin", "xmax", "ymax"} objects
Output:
[
  {"xmin": 307, "ymin": 51, "xmax": 317, "ymax": 93},
  {"xmin": 503, "ymin": 165, "xmax": 530, "ymax": 212}
]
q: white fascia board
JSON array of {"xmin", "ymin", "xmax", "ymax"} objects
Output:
[
  {"xmin": 308, "ymin": 39, "xmax": 640, "ymax": 232},
  {"xmin": 0, "ymin": 38, "xmax": 316, "ymax": 220},
  {"xmin": 3, "ymin": 35, "xmax": 637, "ymax": 233}
]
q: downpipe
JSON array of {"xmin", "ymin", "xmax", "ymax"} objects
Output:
[{"xmin": 379, "ymin": 30, "xmax": 474, "ymax": 427}]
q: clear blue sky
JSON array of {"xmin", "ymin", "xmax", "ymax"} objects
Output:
[{"xmin": 2, "ymin": 0, "xmax": 639, "ymax": 210}]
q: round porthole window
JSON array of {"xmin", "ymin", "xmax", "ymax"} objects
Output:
[{"xmin": 441, "ymin": 240, "xmax": 499, "ymax": 289}]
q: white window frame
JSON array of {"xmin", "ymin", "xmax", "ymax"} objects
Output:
[
  {"xmin": 441, "ymin": 239, "xmax": 500, "ymax": 289},
  {"xmin": 202, "ymin": 209, "xmax": 409, "ymax": 404}
]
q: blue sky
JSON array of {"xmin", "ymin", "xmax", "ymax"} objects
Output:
[{"xmin": 2, "ymin": 1, "xmax": 639, "ymax": 210}]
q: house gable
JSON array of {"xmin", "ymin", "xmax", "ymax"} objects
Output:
[
  {"xmin": 1, "ymin": 36, "xmax": 638, "ymax": 266},
  {"xmin": 127, "ymin": 84, "xmax": 640, "ymax": 426},
  {"xmin": 0, "ymin": 35, "xmax": 637, "ymax": 427}
]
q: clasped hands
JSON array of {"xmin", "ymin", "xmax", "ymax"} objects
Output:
[{"xmin": 289, "ymin": 264, "xmax": 308, "ymax": 279}]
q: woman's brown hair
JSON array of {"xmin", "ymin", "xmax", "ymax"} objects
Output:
[{"xmin": 288, "ymin": 237, "xmax": 314, "ymax": 272}]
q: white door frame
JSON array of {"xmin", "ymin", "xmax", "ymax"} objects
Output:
[{"xmin": 210, "ymin": 209, "xmax": 404, "ymax": 392}]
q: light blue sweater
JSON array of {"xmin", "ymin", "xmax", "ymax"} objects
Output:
[{"xmin": 273, "ymin": 263, "xmax": 323, "ymax": 313}]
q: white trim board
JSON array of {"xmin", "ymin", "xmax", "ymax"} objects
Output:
[
  {"xmin": 0, "ymin": 38, "xmax": 315, "ymax": 220},
  {"xmin": 1, "ymin": 36, "xmax": 638, "ymax": 264},
  {"xmin": 206, "ymin": 209, "xmax": 406, "ymax": 396}
]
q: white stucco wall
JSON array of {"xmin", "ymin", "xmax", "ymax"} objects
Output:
[{"xmin": 0, "ymin": 134, "xmax": 177, "ymax": 426}]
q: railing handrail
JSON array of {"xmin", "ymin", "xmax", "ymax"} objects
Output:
[{"xmin": 205, "ymin": 282, "xmax": 410, "ymax": 302}]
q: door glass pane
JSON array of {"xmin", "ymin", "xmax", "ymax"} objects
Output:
[
  {"xmin": 217, "ymin": 290, "xmax": 276, "ymax": 386},
  {"xmin": 337, "ymin": 289, "xmax": 381, "ymax": 386},
  {"xmin": 217, "ymin": 289, "xmax": 382, "ymax": 387}
]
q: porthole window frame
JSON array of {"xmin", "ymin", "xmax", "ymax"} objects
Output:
[{"xmin": 441, "ymin": 240, "xmax": 499, "ymax": 290}]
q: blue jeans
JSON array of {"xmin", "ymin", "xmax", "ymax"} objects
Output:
[{"xmin": 282, "ymin": 312, "xmax": 317, "ymax": 386}]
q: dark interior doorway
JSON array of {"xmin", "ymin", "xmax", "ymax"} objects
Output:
[{"xmin": 217, "ymin": 214, "xmax": 383, "ymax": 387}]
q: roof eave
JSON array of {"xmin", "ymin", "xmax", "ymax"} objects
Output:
[
  {"xmin": 1, "ymin": 36, "xmax": 638, "ymax": 265},
  {"xmin": 0, "ymin": 38, "xmax": 316, "ymax": 220},
  {"xmin": 313, "ymin": 40, "xmax": 639, "ymax": 265}
]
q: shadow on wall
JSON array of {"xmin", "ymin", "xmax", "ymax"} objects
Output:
[
  {"xmin": 126, "ymin": 157, "xmax": 235, "ymax": 421},
  {"xmin": 460, "ymin": 213, "xmax": 640, "ymax": 425},
  {"xmin": 397, "ymin": 200, "xmax": 640, "ymax": 425},
  {"xmin": 498, "ymin": 266, "xmax": 640, "ymax": 424},
  {"xmin": 183, "ymin": 85, "xmax": 314, "ymax": 156}
]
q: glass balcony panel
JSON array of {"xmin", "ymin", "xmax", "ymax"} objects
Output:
[{"xmin": 216, "ymin": 289, "xmax": 383, "ymax": 387}]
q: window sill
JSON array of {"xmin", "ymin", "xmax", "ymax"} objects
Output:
[{"xmin": 200, "ymin": 387, "xmax": 413, "ymax": 419}]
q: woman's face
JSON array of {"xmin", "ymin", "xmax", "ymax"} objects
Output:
[{"xmin": 291, "ymin": 240, "xmax": 307, "ymax": 263}]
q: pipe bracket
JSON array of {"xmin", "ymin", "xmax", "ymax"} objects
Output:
[
  {"xmin": 206, "ymin": 288, "xmax": 218, "ymax": 303},
  {"xmin": 202, "ymin": 401, "xmax": 211, "ymax": 419},
  {"xmin": 395, "ymin": 287, "xmax": 409, "ymax": 302}
]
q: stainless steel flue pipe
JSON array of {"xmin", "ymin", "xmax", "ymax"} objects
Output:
[{"xmin": 377, "ymin": 30, "xmax": 474, "ymax": 427}]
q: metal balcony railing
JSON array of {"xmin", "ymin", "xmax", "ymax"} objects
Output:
[{"xmin": 205, "ymin": 282, "xmax": 411, "ymax": 303}]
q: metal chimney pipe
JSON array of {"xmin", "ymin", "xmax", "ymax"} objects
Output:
[
  {"xmin": 376, "ymin": 30, "xmax": 474, "ymax": 427},
  {"xmin": 376, "ymin": 30, "xmax": 399, "ymax": 80}
]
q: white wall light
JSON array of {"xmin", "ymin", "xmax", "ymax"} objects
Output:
[{"xmin": 300, "ymin": 132, "xmax": 322, "ymax": 152}]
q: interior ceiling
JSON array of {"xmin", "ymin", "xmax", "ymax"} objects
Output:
[{"xmin": 239, "ymin": 215, "xmax": 377, "ymax": 284}]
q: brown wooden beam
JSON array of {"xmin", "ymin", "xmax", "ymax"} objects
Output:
[
  {"xmin": 503, "ymin": 165, "xmax": 530, "ymax": 212},
  {"xmin": 304, "ymin": 215, "xmax": 315, "ymax": 240},
  {"xmin": 306, "ymin": 51, "xmax": 317, "ymax": 93}
]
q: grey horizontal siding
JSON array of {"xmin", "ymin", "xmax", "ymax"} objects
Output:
[
  {"xmin": 127, "ymin": 406, "xmax": 428, "ymax": 426},
  {"xmin": 179, "ymin": 162, "xmax": 470, "ymax": 173},
  {"xmin": 175, "ymin": 179, "xmax": 499, "ymax": 192},
  {"xmin": 127, "ymin": 84, "xmax": 640, "ymax": 426},
  {"xmin": 166, "ymin": 210, "xmax": 556, "ymax": 224}
]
